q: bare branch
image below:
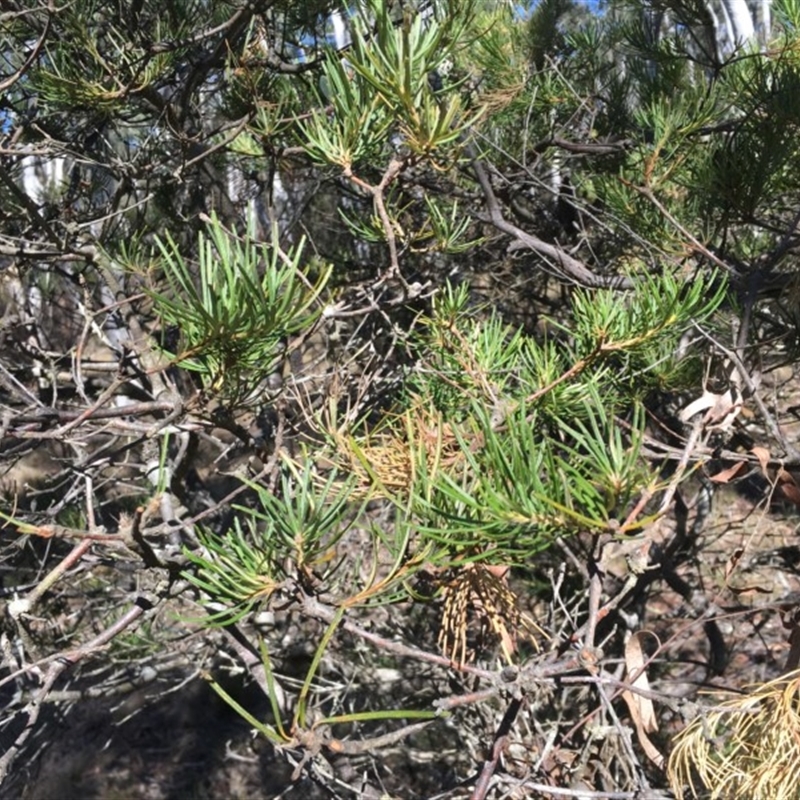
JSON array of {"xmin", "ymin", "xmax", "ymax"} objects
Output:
[{"xmin": 469, "ymin": 148, "xmax": 634, "ymax": 289}]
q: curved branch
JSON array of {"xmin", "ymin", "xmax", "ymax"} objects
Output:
[
  {"xmin": 0, "ymin": 4, "xmax": 51, "ymax": 93},
  {"xmin": 469, "ymin": 151, "xmax": 634, "ymax": 289}
]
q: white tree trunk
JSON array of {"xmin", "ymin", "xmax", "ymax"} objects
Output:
[{"xmin": 718, "ymin": 0, "xmax": 755, "ymax": 44}]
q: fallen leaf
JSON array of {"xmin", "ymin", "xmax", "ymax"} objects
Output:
[
  {"xmin": 704, "ymin": 387, "xmax": 743, "ymax": 431},
  {"xmin": 709, "ymin": 461, "xmax": 746, "ymax": 484},
  {"xmin": 623, "ymin": 631, "xmax": 659, "ymax": 733},
  {"xmin": 621, "ymin": 630, "xmax": 665, "ymax": 768},
  {"xmin": 751, "ymin": 446, "xmax": 770, "ymax": 476},
  {"xmin": 777, "ymin": 469, "xmax": 800, "ymax": 507}
]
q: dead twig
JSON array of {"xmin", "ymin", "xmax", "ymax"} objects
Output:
[
  {"xmin": 468, "ymin": 146, "xmax": 633, "ymax": 289},
  {"xmin": 471, "ymin": 696, "xmax": 523, "ymax": 800},
  {"xmin": 0, "ymin": 597, "xmax": 153, "ymax": 786}
]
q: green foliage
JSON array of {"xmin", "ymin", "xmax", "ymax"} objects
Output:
[
  {"xmin": 184, "ymin": 464, "xmax": 359, "ymax": 624},
  {"xmin": 303, "ymin": 269, "xmax": 724, "ymax": 572},
  {"xmin": 567, "ymin": 267, "xmax": 726, "ymax": 390},
  {"xmin": 411, "ymin": 395, "xmax": 643, "ymax": 557},
  {"xmin": 298, "ymin": 0, "xmax": 481, "ymax": 168},
  {"xmin": 30, "ymin": 0, "xmax": 200, "ymax": 110},
  {"xmin": 413, "ymin": 284, "xmax": 528, "ymax": 416},
  {"xmin": 418, "ymin": 196, "xmax": 485, "ymax": 253},
  {"xmin": 527, "ymin": 0, "xmax": 577, "ymax": 70},
  {"xmin": 143, "ymin": 214, "xmax": 330, "ymax": 406},
  {"xmin": 184, "ymin": 454, "xmax": 426, "ymax": 624},
  {"xmin": 301, "ymin": 53, "xmax": 392, "ymax": 169},
  {"xmin": 393, "ymin": 272, "xmax": 723, "ymax": 561},
  {"xmin": 183, "ymin": 263, "xmax": 724, "ymax": 611},
  {"xmin": 774, "ymin": 0, "xmax": 800, "ymax": 31}
]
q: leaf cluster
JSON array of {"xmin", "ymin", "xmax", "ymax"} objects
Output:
[
  {"xmin": 143, "ymin": 214, "xmax": 330, "ymax": 406},
  {"xmin": 181, "ymin": 263, "xmax": 723, "ymax": 625},
  {"xmin": 303, "ymin": 269, "xmax": 724, "ymax": 572},
  {"xmin": 185, "ymin": 464, "xmax": 359, "ymax": 624},
  {"xmin": 298, "ymin": 0, "xmax": 481, "ymax": 169}
]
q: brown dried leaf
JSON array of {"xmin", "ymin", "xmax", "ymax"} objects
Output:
[
  {"xmin": 704, "ymin": 388, "xmax": 743, "ymax": 431},
  {"xmin": 623, "ymin": 632, "xmax": 659, "ymax": 733},
  {"xmin": 777, "ymin": 469, "xmax": 800, "ymax": 507},
  {"xmin": 709, "ymin": 461, "xmax": 746, "ymax": 484},
  {"xmin": 622, "ymin": 631, "xmax": 665, "ymax": 769},
  {"xmin": 751, "ymin": 446, "xmax": 770, "ymax": 477},
  {"xmin": 679, "ymin": 388, "xmax": 743, "ymax": 431}
]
